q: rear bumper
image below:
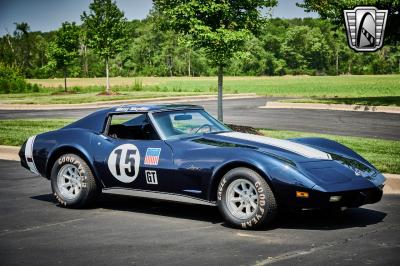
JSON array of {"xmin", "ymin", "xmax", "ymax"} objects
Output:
[{"xmin": 19, "ymin": 141, "xmax": 29, "ymax": 170}]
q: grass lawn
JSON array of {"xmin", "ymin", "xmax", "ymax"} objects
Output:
[
  {"xmin": 0, "ymin": 119, "xmax": 72, "ymax": 146},
  {"xmin": 1, "ymin": 119, "xmax": 398, "ymax": 174},
  {"xmin": 0, "ymin": 91, "xmax": 208, "ymax": 105},
  {"xmin": 0, "ymin": 75, "xmax": 397, "ymax": 105}
]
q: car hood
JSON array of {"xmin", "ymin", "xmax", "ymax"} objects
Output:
[
  {"xmin": 207, "ymin": 131, "xmax": 332, "ymax": 162},
  {"xmin": 202, "ymin": 131, "xmax": 381, "ymax": 186}
]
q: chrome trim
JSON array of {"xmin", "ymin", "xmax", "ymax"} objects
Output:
[
  {"xmin": 102, "ymin": 187, "xmax": 216, "ymax": 206},
  {"xmin": 148, "ymin": 112, "xmax": 167, "ymax": 140},
  {"xmin": 183, "ymin": 189, "xmax": 202, "ymax": 194}
]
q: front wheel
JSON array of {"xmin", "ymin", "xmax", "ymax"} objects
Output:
[
  {"xmin": 51, "ymin": 153, "xmax": 100, "ymax": 208},
  {"xmin": 217, "ymin": 167, "xmax": 277, "ymax": 229}
]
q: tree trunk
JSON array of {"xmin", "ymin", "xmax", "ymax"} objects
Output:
[
  {"xmin": 83, "ymin": 44, "xmax": 88, "ymax": 77},
  {"xmin": 348, "ymin": 60, "xmax": 351, "ymax": 74},
  {"xmin": 41, "ymin": 51, "xmax": 44, "ymax": 67},
  {"xmin": 188, "ymin": 49, "xmax": 191, "ymax": 77},
  {"xmin": 168, "ymin": 55, "xmax": 173, "ymax": 77},
  {"xmin": 5, "ymin": 33, "xmax": 17, "ymax": 66},
  {"xmin": 335, "ymin": 49, "xmax": 339, "ymax": 76},
  {"xmin": 169, "ymin": 60, "xmax": 173, "ymax": 77},
  {"xmin": 217, "ymin": 65, "xmax": 223, "ymax": 122},
  {"xmin": 63, "ymin": 66, "xmax": 67, "ymax": 92},
  {"xmin": 106, "ymin": 57, "xmax": 110, "ymax": 94}
]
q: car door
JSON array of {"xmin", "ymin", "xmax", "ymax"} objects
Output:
[{"xmin": 92, "ymin": 113, "xmax": 174, "ymax": 193}]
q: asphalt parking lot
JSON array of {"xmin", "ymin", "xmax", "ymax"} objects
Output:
[
  {"xmin": 0, "ymin": 160, "xmax": 399, "ymax": 265},
  {"xmin": 1, "ymin": 97, "xmax": 400, "ymax": 140}
]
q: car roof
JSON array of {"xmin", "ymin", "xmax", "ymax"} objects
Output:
[
  {"xmin": 109, "ymin": 103, "xmax": 204, "ymax": 113},
  {"xmin": 63, "ymin": 104, "xmax": 204, "ymax": 133}
]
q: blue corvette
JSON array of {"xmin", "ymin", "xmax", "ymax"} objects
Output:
[{"xmin": 19, "ymin": 104, "xmax": 385, "ymax": 229}]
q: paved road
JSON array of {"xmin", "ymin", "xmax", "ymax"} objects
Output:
[
  {"xmin": 0, "ymin": 160, "xmax": 399, "ymax": 265},
  {"xmin": 1, "ymin": 97, "xmax": 400, "ymax": 140}
]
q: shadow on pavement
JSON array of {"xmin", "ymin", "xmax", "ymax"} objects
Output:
[
  {"xmin": 99, "ymin": 193, "xmax": 223, "ymax": 224},
  {"xmin": 31, "ymin": 193, "xmax": 223, "ymax": 224},
  {"xmin": 315, "ymin": 96, "xmax": 400, "ymax": 107},
  {"xmin": 274, "ymin": 207, "xmax": 387, "ymax": 230},
  {"xmin": 31, "ymin": 193, "xmax": 386, "ymax": 230},
  {"xmin": 31, "ymin": 193, "xmax": 57, "ymax": 203}
]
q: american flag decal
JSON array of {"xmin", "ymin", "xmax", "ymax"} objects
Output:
[{"xmin": 144, "ymin": 148, "xmax": 161, "ymax": 165}]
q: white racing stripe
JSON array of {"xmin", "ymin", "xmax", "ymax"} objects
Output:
[
  {"xmin": 219, "ymin": 132, "xmax": 331, "ymax": 160},
  {"xmin": 25, "ymin": 135, "xmax": 39, "ymax": 174}
]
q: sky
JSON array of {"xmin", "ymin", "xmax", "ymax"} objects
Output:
[{"xmin": 0, "ymin": 0, "xmax": 317, "ymax": 36}]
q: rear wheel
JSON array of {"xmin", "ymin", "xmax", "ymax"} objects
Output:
[
  {"xmin": 217, "ymin": 167, "xmax": 277, "ymax": 229},
  {"xmin": 51, "ymin": 153, "xmax": 100, "ymax": 208}
]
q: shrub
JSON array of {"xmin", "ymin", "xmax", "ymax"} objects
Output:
[
  {"xmin": 209, "ymin": 86, "xmax": 217, "ymax": 92},
  {"xmin": 0, "ymin": 63, "xmax": 22, "ymax": 79},
  {"xmin": 0, "ymin": 63, "xmax": 42, "ymax": 94},
  {"xmin": 131, "ymin": 79, "xmax": 143, "ymax": 91},
  {"xmin": 32, "ymin": 84, "xmax": 40, "ymax": 92}
]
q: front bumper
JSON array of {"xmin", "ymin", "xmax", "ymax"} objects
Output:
[
  {"xmin": 276, "ymin": 184, "xmax": 384, "ymax": 209},
  {"xmin": 297, "ymin": 187, "xmax": 382, "ymax": 209}
]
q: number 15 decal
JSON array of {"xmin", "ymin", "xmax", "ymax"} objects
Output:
[{"xmin": 108, "ymin": 144, "xmax": 140, "ymax": 183}]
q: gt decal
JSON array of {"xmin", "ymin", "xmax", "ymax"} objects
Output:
[
  {"xmin": 145, "ymin": 170, "xmax": 158, "ymax": 185},
  {"xmin": 108, "ymin": 144, "xmax": 140, "ymax": 183}
]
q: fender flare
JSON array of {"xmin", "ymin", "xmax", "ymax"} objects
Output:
[
  {"xmin": 45, "ymin": 144, "xmax": 104, "ymax": 188},
  {"xmin": 206, "ymin": 158, "xmax": 274, "ymax": 202}
]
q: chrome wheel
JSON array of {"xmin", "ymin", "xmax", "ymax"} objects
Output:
[
  {"xmin": 226, "ymin": 179, "xmax": 259, "ymax": 220},
  {"xmin": 57, "ymin": 164, "xmax": 82, "ymax": 200}
]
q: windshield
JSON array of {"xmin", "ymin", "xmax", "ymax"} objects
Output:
[{"xmin": 152, "ymin": 109, "xmax": 230, "ymax": 139}]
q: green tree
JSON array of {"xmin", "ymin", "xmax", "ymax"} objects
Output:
[
  {"xmin": 154, "ymin": 0, "xmax": 277, "ymax": 121},
  {"xmin": 306, "ymin": 28, "xmax": 330, "ymax": 73},
  {"xmin": 13, "ymin": 22, "xmax": 31, "ymax": 75},
  {"xmin": 47, "ymin": 22, "xmax": 80, "ymax": 92},
  {"xmin": 81, "ymin": 0, "xmax": 127, "ymax": 94},
  {"xmin": 281, "ymin": 26, "xmax": 330, "ymax": 74},
  {"xmin": 281, "ymin": 26, "xmax": 309, "ymax": 71}
]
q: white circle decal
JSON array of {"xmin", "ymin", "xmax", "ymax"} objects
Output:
[{"xmin": 108, "ymin": 144, "xmax": 140, "ymax": 183}]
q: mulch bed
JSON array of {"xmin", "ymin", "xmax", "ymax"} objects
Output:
[
  {"xmin": 96, "ymin": 91, "xmax": 122, "ymax": 96},
  {"xmin": 51, "ymin": 91, "xmax": 78, "ymax": 95},
  {"xmin": 226, "ymin": 124, "xmax": 263, "ymax": 135}
]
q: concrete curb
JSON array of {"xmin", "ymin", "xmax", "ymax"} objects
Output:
[
  {"xmin": 261, "ymin": 101, "xmax": 400, "ymax": 114},
  {"xmin": 0, "ymin": 145, "xmax": 398, "ymax": 194},
  {"xmin": 0, "ymin": 93, "xmax": 259, "ymax": 110},
  {"xmin": 383, "ymin": 174, "xmax": 400, "ymax": 194},
  {"xmin": 0, "ymin": 146, "xmax": 20, "ymax": 161}
]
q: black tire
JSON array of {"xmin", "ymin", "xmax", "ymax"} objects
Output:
[
  {"xmin": 217, "ymin": 167, "xmax": 277, "ymax": 229},
  {"xmin": 51, "ymin": 153, "xmax": 100, "ymax": 208}
]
